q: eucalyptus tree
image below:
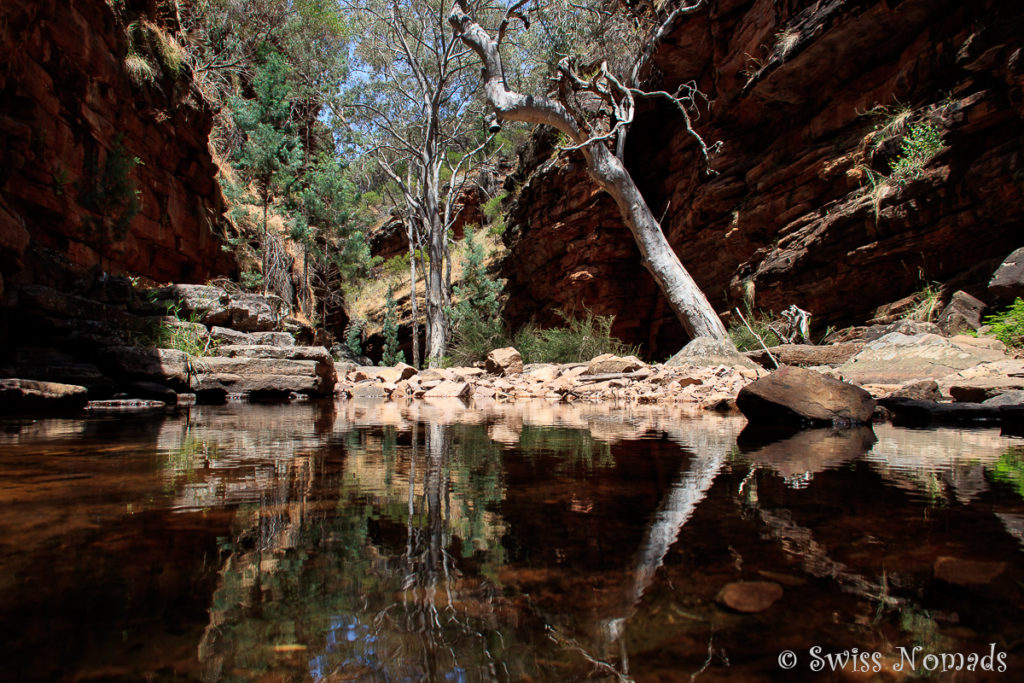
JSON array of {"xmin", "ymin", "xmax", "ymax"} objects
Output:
[
  {"xmin": 450, "ymin": 0, "xmax": 730, "ymax": 342},
  {"xmin": 345, "ymin": 0, "xmax": 497, "ymax": 367}
]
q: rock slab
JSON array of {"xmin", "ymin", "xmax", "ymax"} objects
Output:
[{"xmin": 737, "ymin": 366, "xmax": 876, "ymax": 425}]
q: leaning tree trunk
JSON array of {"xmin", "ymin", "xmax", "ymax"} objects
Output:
[{"xmin": 449, "ymin": 4, "xmax": 729, "ymax": 342}]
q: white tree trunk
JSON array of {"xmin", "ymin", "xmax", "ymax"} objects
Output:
[{"xmin": 450, "ymin": 5, "xmax": 729, "ymax": 342}]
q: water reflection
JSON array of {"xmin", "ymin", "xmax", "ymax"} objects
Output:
[{"xmin": 1, "ymin": 401, "xmax": 1024, "ymax": 681}]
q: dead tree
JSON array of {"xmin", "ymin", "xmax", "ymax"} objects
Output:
[{"xmin": 449, "ymin": 0, "xmax": 730, "ymax": 342}]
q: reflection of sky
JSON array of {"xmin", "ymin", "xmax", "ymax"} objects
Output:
[{"xmin": 308, "ymin": 615, "xmax": 379, "ymax": 681}]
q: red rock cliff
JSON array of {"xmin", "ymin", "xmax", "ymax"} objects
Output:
[
  {"xmin": 501, "ymin": 0, "xmax": 1023, "ymax": 357},
  {"xmin": 0, "ymin": 0, "xmax": 236, "ymax": 301}
]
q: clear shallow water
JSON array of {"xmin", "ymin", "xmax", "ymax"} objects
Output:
[{"xmin": 1, "ymin": 400, "xmax": 1023, "ymax": 681}]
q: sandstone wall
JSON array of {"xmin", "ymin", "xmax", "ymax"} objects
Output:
[
  {"xmin": 0, "ymin": 0, "xmax": 235, "ymax": 302},
  {"xmin": 502, "ymin": 0, "xmax": 1023, "ymax": 357}
]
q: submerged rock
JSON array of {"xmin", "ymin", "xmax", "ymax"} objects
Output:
[
  {"xmin": 716, "ymin": 581, "xmax": 783, "ymax": 613},
  {"xmin": 933, "ymin": 557, "xmax": 1006, "ymax": 585},
  {"xmin": 736, "ymin": 366, "xmax": 876, "ymax": 425}
]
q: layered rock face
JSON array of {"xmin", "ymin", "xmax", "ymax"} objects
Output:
[
  {"xmin": 502, "ymin": 0, "xmax": 1023, "ymax": 357},
  {"xmin": 0, "ymin": 0, "xmax": 235, "ymax": 303}
]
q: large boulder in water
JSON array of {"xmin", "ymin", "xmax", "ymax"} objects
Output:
[{"xmin": 737, "ymin": 366, "xmax": 876, "ymax": 425}]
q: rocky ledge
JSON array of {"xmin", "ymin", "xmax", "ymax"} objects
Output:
[{"xmin": 0, "ymin": 280, "xmax": 337, "ymax": 412}]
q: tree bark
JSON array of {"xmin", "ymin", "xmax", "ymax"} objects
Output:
[{"xmin": 449, "ymin": 4, "xmax": 729, "ymax": 342}]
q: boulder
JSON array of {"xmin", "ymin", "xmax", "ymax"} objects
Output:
[
  {"xmin": 0, "ymin": 378, "xmax": 89, "ymax": 412},
  {"xmin": 937, "ymin": 291, "xmax": 986, "ymax": 336},
  {"xmin": 666, "ymin": 336, "xmax": 761, "ymax": 371},
  {"xmin": 940, "ymin": 360, "xmax": 1024, "ymax": 402},
  {"xmin": 585, "ymin": 354, "xmax": 645, "ymax": 375},
  {"xmin": 736, "ymin": 366, "xmax": 876, "ymax": 425},
  {"xmin": 983, "ymin": 390, "xmax": 1024, "ymax": 407},
  {"xmin": 330, "ymin": 343, "xmax": 373, "ymax": 367},
  {"xmin": 250, "ymin": 331, "xmax": 295, "ymax": 346},
  {"xmin": 835, "ymin": 333, "xmax": 1008, "ymax": 385},
  {"xmin": 885, "ymin": 379, "xmax": 942, "ymax": 401},
  {"xmin": 226, "ymin": 293, "xmax": 279, "ymax": 332},
  {"xmin": 424, "ymin": 380, "xmax": 472, "ymax": 399},
  {"xmin": 716, "ymin": 581, "xmax": 783, "ymax": 613},
  {"xmin": 988, "ymin": 246, "xmax": 1024, "ymax": 304},
  {"xmin": 349, "ymin": 381, "xmax": 389, "ymax": 398},
  {"xmin": 151, "ymin": 284, "xmax": 230, "ymax": 324},
  {"xmin": 187, "ymin": 345, "xmax": 336, "ymax": 397},
  {"xmin": 878, "ymin": 397, "xmax": 1004, "ymax": 426},
  {"xmin": 486, "ymin": 347, "xmax": 523, "ymax": 376},
  {"xmin": 374, "ymin": 362, "xmax": 418, "ymax": 383},
  {"xmin": 209, "ymin": 326, "xmax": 252, "ymax": 345}
]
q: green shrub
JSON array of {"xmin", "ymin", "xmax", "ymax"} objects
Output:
[
  {"xmin": 380, "ymin": 286, "xmax": 405, "ymax": 366},
  {"xmin": 482, "ymin": 191, "xmax": 508, "ymax": 236},
  {"xmin": 345, "ymin": 319, "xmax": 363, "ymax": 357},
  {"xmin": 728, "ymin": 312, "xmax": 782, "ymax": 352},
  {"xmin": 383, "ymin": 252, "xmax": 411, "ymax": 278},
  {"xmin": 137, "ymin": 299, "xmax": 215, "ymax": 357},
  {"xmin": 449, "ymin": 228, "xmax": 506, "ymax": 366},
  {"xmin": 240, "ymin": 270, "xmax": 264, "ymax": 292},
  {"xmin": 889, "ymin": 121, "xmax": 943, "ymax": 184},
  {"xmin": 984, "ymin": 297, "xmax": 1024, "ymax": 348},
  {"xmin": 514, "ymin": 309, "xmax": 637, "ymax": 364},
  {"xmin": 905, "ymin": 282, "xmax": 942, "ymax": 322}
]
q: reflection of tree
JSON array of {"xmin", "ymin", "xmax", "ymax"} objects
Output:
[
  {"xmin": 198, "ymin": 420, "xmax": 522, "ymax": 681},
  {"xmin": 594, "ymin": 420, "xmax": 741, "ymax": 678}
]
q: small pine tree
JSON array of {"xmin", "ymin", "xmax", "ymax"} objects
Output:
[
  {"xmin": 345, "ymin": 319, "xmax": 363, "ymax": 357},
  {"xmin": 230, "ymin": 52, "xmax": 304, "ymax": 235},
  {"xmin": 449, "ymin": 228, "xmax": 505, "ymax": 365},
  {"xmin": 380, "ymin": 286, "xmax": 405, "ymax": 366}
]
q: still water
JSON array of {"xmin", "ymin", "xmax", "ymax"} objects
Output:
[{"xmin": 1, "ymin": 399, "xmax": 1023, "ymax": 681}]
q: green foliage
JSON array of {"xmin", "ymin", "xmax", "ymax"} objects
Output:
[
  {"xmin": 345, "ymin": 319, "xmax": 363, "ymax": 357},
  {"xmin": 482, "ymin": 191, "xmax": 508, "ymax": 236},
  {"xmin": 379, "ymin": 286, "xmax": 405, "ymax": 366},
  {"xmin": 889, "ymin": 121, "xmax": 943, "ymax": 184},
  {"xmin": 449, "ymin": 229, "xmax": 505, "ymax": 366},
  {"xmin": 138, "ymin": 299, "xmax": 216, "ymax": 357},
  {"xmin": 383, "ymin": 252, "xmax": 411, "ymax": 278},
  {"xmin": 904, "ymin": 282, "xmax": 943, "ymax": 322},
  {"xmin": 124, "ymin": 53, "xmax": 157, "ymax": 87},
  {"xmin": 728, "ymin": 311, "xmax": 782, "ymax": 352},
  {"xmin": 989, "ymin": 447, "xmax": 1024, "ymax": 499},
  {"xmin": 230, "ymin": 52, "xmax": 304, "ymax": 232},
  {"xmin": 240, "ymin": 270, "xmax": 264, "ymax": 292},
  {"xmin": 983, "ymin": 297, "xmax": 1024, "ymax": 348},
  {"xmin": 79, "ymin": 135, "xmax": 142, "ymax": 251},
  {"xmin": 514, "ymin": 309, "xmax": 637, "ymax": 364}
]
